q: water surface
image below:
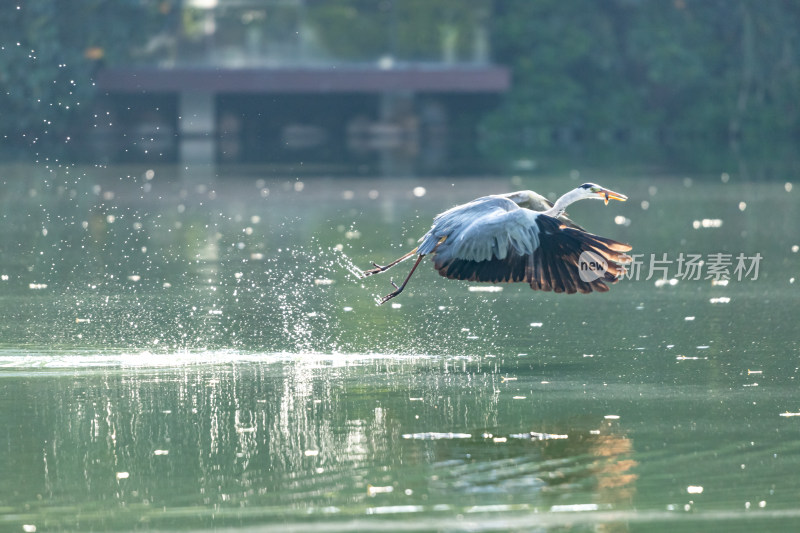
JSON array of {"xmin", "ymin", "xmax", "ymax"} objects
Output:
[{"xmin": 1, "ymin": 166, "xmax": 798, "ymax": 531}]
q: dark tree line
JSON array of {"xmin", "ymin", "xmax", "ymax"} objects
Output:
[
  {"xmin": 485, "ymin": 0, "xmax": 800, "ymax": 155},
  {"xmin": 1, "ymin": 1, "xmax": 798, "ymax": 161},
  {"xmin": 0, "ymin": 1, "xmax": 161, "ymax": 156}
]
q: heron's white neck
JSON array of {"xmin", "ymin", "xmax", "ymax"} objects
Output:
[{"xmin": 542, "ymin": 188, "xmax": 585, "ymax": 218}]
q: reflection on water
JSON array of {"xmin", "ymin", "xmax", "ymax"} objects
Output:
[
  {"xmin": 1, "ymin": 353, "xmax": 643, "ymax": 531},
  {"xmin": 5, "ymin": 351, "xmax": 800, "ymax": 532},
  {"xmin": 1, "ymin": 166, "xmax": 800, "ymax": 531}
]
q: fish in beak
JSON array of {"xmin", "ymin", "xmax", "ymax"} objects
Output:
[{"xmin": 598, "ymin": 188, "xmax": 627, "ymax": 205}]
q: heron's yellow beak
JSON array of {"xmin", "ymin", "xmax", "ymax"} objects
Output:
[{"xmin": 597, "ymin": 188, "xmax": 627, "ymax": 205}]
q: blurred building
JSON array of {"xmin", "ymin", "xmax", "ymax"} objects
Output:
[{"xmin": 94, "ymin": 0, "xmax": 509, "ymax": 175}]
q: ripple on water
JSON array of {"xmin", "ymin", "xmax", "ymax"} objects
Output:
[
  {"xmin": 0, "ymin": 350, "xmax": 438, "ymax": 374},
  {"xmin": 402, "ymin": 432, "xmax": 472, "ymax": 440}
]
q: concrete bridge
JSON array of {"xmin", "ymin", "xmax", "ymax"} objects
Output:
[{"xmin": 95, "ymin": 63, "xmax": 510, "ymax": 175}]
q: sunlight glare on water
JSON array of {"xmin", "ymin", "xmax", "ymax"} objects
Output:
[{"xmin": 1, "ymin": 168, "xmax": 799, "ymax": 532}]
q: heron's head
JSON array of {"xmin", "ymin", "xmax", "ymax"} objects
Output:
[{"xmin": 578, "ymin": 183, "xmax": 628, "ymax": 205}]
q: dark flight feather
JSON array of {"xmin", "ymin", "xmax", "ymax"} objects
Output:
[{"xmin": 433, "ymin": 215, "xmax": 631, "ymax": 294}]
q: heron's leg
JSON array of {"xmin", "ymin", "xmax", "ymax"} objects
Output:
[
  {"xmin": 377, "ymin": 254, "xmax": 426, "ymax": 305},
  {"xmin": 363, "ymin": 247, "xmax": 418, "ymax": 277}
]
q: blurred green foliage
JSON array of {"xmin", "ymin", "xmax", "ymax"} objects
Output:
[
  {"xmin": 306, "ymin": 0, "xmax": 490, "ymax": 62},
  {"xmin": 0, "ymin": 1, "xmax": 162, "ymax": 153},
  {"xmin": 1, "ymin": 1, "xmax": 798, "ymax": 160},
  {"xmin": 485, "ymin": 0, "xmax": 800, "ymax": 157}
]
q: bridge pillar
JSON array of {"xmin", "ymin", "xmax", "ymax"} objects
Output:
[{"xmin": 179, "ymin": 91, "xmax": 216, "ymax": 175}]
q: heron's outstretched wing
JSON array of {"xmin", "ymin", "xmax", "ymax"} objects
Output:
[
  {"xmin": 425, "ymin": 200, "xmax": 542, "ymax": 262},
  {"xmin": 527, "ymin": 216, "xmax": 631, "ymax": 293},
  {"xmin": 433, "ymin": 213, "xmax": 631, "ymax": 294},
  {"xmin": 418, "ymin": 196, "xmax": 531, "ymax": 256},
  {"xmin": 557, "ymin": 212, "xmax": 585, "ymax": 232}
]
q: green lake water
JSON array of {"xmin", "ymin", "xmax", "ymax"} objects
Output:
[{"xmin": 1, "ymin": 165, "xmax": 799, "ymax": 532}]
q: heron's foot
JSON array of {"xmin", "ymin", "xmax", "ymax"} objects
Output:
[
  {"xmin": 375, "ymin": 280, "xmax": 402, "ymax": 305},
  {"xmin": 377, "ymin": 290, "xmax": 400, "ymax": 305},
  {"xmin": 362, "ymin": 262, "xmax": 389, "ymax": 277}
]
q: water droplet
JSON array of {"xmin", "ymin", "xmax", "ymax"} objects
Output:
[
  {"xmin": 367, "ymin": 484, "xmax": 393, "ymax": 497},
  {"xmin": 654, "ymin": 278, "xmax": 679, "ymax": 287},
  {"xmin": 468, "ymin": 286, "xmax": 502, "ymax": 292},
  {"xmin": 692, "ymin": 218, "xmax": 723, "ymax": 228}
]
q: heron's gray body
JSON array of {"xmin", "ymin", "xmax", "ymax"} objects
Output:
[
  {"xmin": 418, "ymin": 195, "xmax": 542, "ymax": 261},
  {"xmin": 363, "ymin": 185, "xmax": 632, "ymax": 304},
  {"xmin": 418, "ymin": 190, "xmax": 582, "ymax": 261},
  {"xmin": 415, "ymin": 189, "xmax": 631, "ymax": 293}
]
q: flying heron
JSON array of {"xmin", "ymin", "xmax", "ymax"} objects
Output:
[{"xmin": 362, "ymin": 183, "xmax": 632, "ymax": 305}]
